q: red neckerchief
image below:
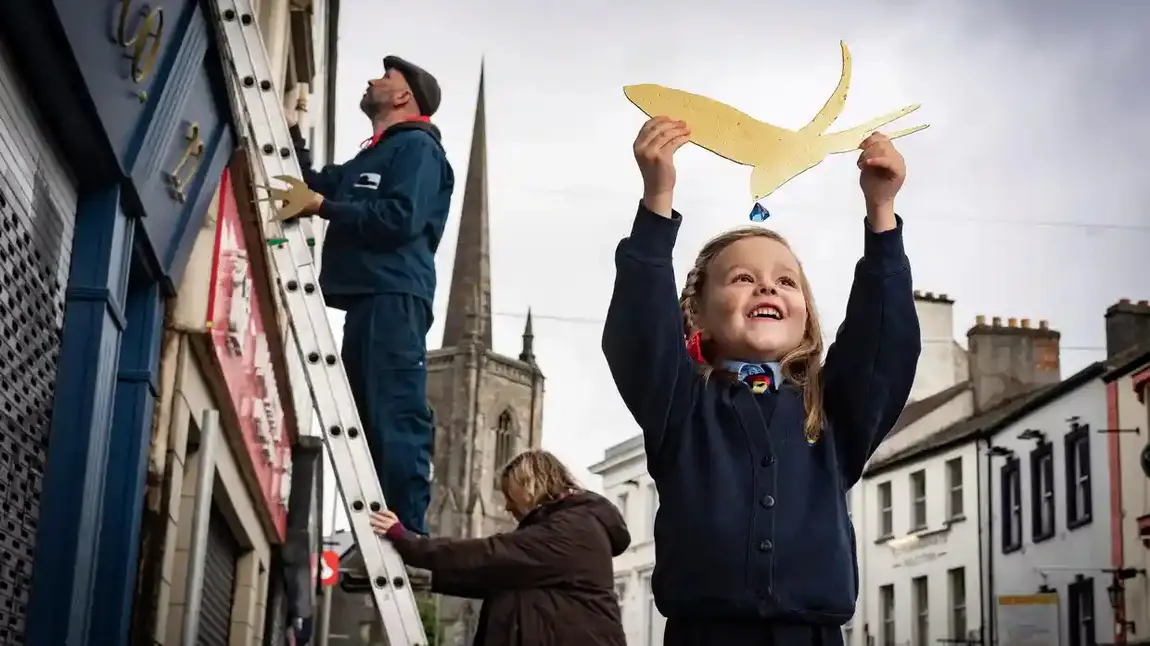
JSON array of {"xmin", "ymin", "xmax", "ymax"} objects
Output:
[{"xmin": 360, "ymin": 115, "xmax": 432, "ymax": 150}]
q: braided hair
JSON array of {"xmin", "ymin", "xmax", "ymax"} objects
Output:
[{"xmin": 679, "ymin": 226, "xmax": 827, "ymax": 443}]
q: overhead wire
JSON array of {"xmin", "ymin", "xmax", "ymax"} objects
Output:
[{"xmin": 490, "ymin": 311, "xmax": 1105, "ymax": 352}]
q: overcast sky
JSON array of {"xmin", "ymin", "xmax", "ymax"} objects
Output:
[{"xmin": 322, "ymin": 0, "xmax": 1149, "ymax": 532}]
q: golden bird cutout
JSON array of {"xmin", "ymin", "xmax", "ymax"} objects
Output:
[{"xmin": 624, "ymin": 41, "xmax": 929, "ymax": 201}]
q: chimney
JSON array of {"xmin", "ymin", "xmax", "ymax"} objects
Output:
[
  {"xmin": 1104, "ymin": 299, "xmax": 1150, "ymax": 357},
  {"xmin": 967, "ymin": 314, "xmax": 1061, "ymax": 412},
  {"xmin": 909, "ymin": 290, "xmax": 961, "ymax": 401}
]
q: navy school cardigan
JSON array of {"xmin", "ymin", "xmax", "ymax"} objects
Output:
[{"xmin": 601, "ymin": 204, "xmax": 920, "ymax": 625}]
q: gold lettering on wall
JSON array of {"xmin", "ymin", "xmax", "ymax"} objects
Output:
[
  {"xmin": 166, "ymin": 122, "xmax": 206, "ymax": 204},
  {"xmin": 114, "ymin": 0, "xmax": 166, "ymax": 99}
]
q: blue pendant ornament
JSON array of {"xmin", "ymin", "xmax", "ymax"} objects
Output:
[{"xmin": 749, "ymin": 202, "xmax": 771, "ymax": 223}]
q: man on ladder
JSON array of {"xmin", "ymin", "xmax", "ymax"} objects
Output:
[{"xmin": 282, "ymin": 55, "xmax": 455, "ymax": 556}]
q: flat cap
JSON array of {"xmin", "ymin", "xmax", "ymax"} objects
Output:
[{"xmin": 383, "ymin": 55, "xmax": 441, "ymax": 117}]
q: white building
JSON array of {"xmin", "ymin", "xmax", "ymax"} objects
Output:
[
  {"xmin": 856, "ymin": 440, "xmax": 983, "ymax": 646},
  {"xmin": 589, "ymin": 435, "xmax": 663, "ymax": 646},
  {"xmin": 862, "ymin": 297, "xmax": 1150, "ymax": 646},
  {"xmin": 983, "ymin": 365, "xmax": 1112, "ymax": 646}
]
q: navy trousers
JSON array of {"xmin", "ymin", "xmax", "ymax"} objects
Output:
[
  {"xmin": 663, "ymin": 617, "xmax": 842, "ymax": 646},
  {"xmin": 340, "ymin": 293, "xmax": 433, "ymax": 535}
]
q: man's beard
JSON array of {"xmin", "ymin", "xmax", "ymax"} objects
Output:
[{"xmin": 360, "ymin": 92, "xmax": 384, "ymax": 119}]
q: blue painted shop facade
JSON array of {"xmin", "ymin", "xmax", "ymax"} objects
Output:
[{"xmin": 0, "ymin": 0, "xmax": 233, "ymax": 643}]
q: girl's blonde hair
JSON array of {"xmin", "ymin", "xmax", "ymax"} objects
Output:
[
  {"xmin": 500, "ymin": 449, "xmax": 581, "ymax": 509},
  {"xmin": 679, "ymin": 226, "xmax": 827, "ymax": 442}
]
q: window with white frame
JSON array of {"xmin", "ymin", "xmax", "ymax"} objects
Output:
[
  {"xmin": 617, "ymin": 492, "xmax": 629, "ymax": 526},
  {"xmin": 1065, "ymin": 423, "xmax": 1093, "ymax": 529},
  {"xmin": 1030, "ymin": 440, "xmax": 1055, "ymax": 542},
  {"xmin": 910, "ymin": 470, "xmax": 927, "ymax": 530},
  {"xmin": 880, "ymin": 584, "xmax": 895, "ymax": 646},
  {"xmin": 945, "ymin": 457, "xmax": 964, "ymax": 519},
  {"xmin": 948, "ymin": 567, "xmax": 967, "ymax": 640},
  {"xmin": 878, "ymin": 481, "xmax": 893, "ymax": 537},
  {"xmin": 646, "ymin": 482, "xmax": 658, "ymax": 540},
  {"xmin": 913, "ymin": 575, "xmax": 929, "ymax": 646}
]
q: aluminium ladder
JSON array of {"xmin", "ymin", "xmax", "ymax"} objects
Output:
[{"xmin": 208, "ymin": 1, "xmax": 428, "ymax": 644}]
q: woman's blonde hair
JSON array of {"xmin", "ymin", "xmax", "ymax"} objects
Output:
[
  {"xmin": 679, "ymin": 226, "xmax": 827, "ymax": 442},
  {"xmin": 500, "ymin": 450, "xmax": 581, "ymax": 509}
]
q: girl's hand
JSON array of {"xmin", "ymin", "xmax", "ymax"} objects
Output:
[
  {"xmin": 858, "ymin": 132, "xmax": 905, "ymax": 206},
  {"xmin": 634, "ymin": 116, "xmax": 691, "ymax": 216},
  {"xmin": 369, "ymin": 510, "xmax": 400, "ymax": 537}
]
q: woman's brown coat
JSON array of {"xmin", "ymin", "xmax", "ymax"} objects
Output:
[{"xmin": 389, "ymin": 490, "xmax": 631, "ymax": 646}]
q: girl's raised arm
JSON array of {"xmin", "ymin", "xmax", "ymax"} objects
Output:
[
  {"xmin": 826, "ymin": 133, "xmax": 921, "ymax": 486},
  {"xmin": 602, "ymin": 203, "xmax": 699, "ymax": 471},
  {"xmin": 824, "ymin": 216, "xmax": 920, "ymax": 487},
  {"xmin": 603, "ymin": 117, "xmax": 696, "ymax": 471}
]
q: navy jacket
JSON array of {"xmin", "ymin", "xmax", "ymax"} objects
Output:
[
  {"xmin": 292, "ymin": 122, "xmax": 454, "ymax": 308},
  {"xmin": 602, "ymin": 204, "xmax": 920, "ymax": 625}
]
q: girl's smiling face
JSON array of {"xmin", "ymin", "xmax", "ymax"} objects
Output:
[{"xmin": 696, "ymin": 236, "xmax": 809, "ymax": 363}]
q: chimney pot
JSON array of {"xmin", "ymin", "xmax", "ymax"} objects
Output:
[
  {"xmin": 913, "ymin": 290, "xmax": 922, "ymax": 298},
  {"xmin": 940, "ymin": 293, "xmax": 949, "ymax": 301},
  {"xmin": 992, "ymin": 316, "xmax": 1002, "ymax": 327},
  {"xmin": 1139, "ymin": 300, "xmax": 1149, "ymax": 307},
  {"xmin": 976, "ymin": 314, "xmax": 986, "ymax": 326},
  {"xmin": 925, "ymin": 291, "xmax": 935, "ymax": 299},
  {"xmin": 1021, "ymin": 318, "xmax": 1031, "ymax": 328},
  {"xmin": 1008, "ymin": 318, "xmax": 1018, "ymax": 328},
  {"xmin": 1121, "ymin": 298, "xmax": 1132, "ymax": 304},
  {"xmin": 1039, "ymin": 320, "xmax": 1049, "ymax": 330}
]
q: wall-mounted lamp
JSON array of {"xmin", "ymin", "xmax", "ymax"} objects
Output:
[
  {"xmin": 1107, "ymin": 580, "xmax": 1137, "ymax": 635},
  {"xmin": 1018, "ymin": 428, "xmax": 1047, "ymax": 444},
  {"xmin": 988, "ymin": 446, "xmax": 1015, "ymax": 459},
  {"xmin": 1104, "ymin": 567, "xmax": 1146, "ymax": 637}
]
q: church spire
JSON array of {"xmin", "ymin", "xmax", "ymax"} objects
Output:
[
  {"xmin": 442, "ymin": 59, "xmax": 491, "ymax": 348},
  {"xmin": 519, "ymin": 308, "xmax": 535, "ymax": 364}
]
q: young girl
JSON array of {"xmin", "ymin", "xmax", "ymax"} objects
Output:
[
  {"xmin": 602, "ymin": 117, "xmax": 921, "ymax": 646},
  {"xmin": 370, "ymin": 450, "xmax": 630, "ymax": 646}
]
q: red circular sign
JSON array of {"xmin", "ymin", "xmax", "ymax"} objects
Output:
[{"xmin": 320, "ymin": 551, "xmax": 340, "ymax": 586}]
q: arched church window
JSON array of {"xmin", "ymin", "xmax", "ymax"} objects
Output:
[{"xmin": 495, "ymin": 410, "xmax": 515, "ymax": 472}]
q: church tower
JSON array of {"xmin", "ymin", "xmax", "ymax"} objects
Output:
[{"xmin": 424, "ymin": 63, "xmax": 545, "ymax": 644}]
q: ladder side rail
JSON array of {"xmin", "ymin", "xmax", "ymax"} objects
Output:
[{"xmin": 209, "ymin": 1, "xmax": 429, "ymax": 643}]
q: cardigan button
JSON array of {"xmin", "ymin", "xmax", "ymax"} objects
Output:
[
  {"xmin": 761, "ymin": 495, "xmax": 776, "ymax": 509},
  {"xmin": 758, "ymin": 539, "xmax": 773, "ymax": 552},
  {"xmin": 761, "ymin": 455, "xmax": 775, "ymax": 467}
]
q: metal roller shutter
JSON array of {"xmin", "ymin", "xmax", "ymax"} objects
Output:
[
  {"xmin": 199, "ymin": 505, "xmax": 240, "ymax": 646},
  {"xmin": 0, "ymin": 38, "xmax": 77, "ymax": 646}
]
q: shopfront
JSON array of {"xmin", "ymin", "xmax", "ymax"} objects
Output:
[{"xmin": 0, "ymin": 0, "xmax": 233, "ymax": 643}]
